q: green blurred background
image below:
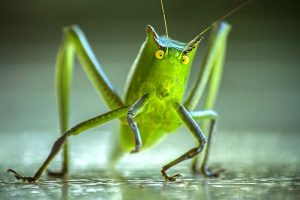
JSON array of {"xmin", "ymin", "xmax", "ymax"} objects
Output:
[
  {"xmin": 0, "ymin": 0, "xmax": 299, "ymax": 181},
  {"xmin": 0, "ymin": 0, "xmax": 299, "ymax": 132}
]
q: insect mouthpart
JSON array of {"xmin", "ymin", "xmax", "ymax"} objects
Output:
[
  {"xmin": 156, "ymin": 85, "xmax": 170, "ymax": 100},
  {"xmin": 157, "ymin": 90, "xmax": 169, "ymax": 100}
]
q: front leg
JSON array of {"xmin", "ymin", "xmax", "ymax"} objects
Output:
[
  {"xmin": 126, "ymin": 94, "xmax": 150, "ymax": 153},
  {"xmin": 161, "ymin": 103, "xmax": 207, "ymax": 181}
]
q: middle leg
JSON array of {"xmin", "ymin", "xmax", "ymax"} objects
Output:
[{"xmin": 8, "ymin": 106, "xmax": 129, "ymax": 182}]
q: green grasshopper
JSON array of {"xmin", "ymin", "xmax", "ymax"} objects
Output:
[{"xmin": 8, "ymin": 0, "xmax": 250, "ymax": 182}]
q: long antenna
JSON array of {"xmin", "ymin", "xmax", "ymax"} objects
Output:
[
  {"xmin": 160, "ymin": 0, "xmax": 169, "ymax": 54},
  {"xmin": 182, "ymin": 0, "xmax": 253, "ymax": 54}
]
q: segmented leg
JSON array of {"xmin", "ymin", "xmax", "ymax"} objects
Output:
[
  {"xmin": 184, "ymin": 22, "xmax": 231, "ymax": 110},
  {"xmin": 189, "ymin": 110, "xmax": 223, "ymax": 176},
  {"xmin": 161, "ymin": 103, "xmax": 207, "ymax": 181},
  {"xmin": 7, "ymin": 106, "xmax": 129, "ymax": 182},
  {"xmin": 50, "ymin": 25, "xmax": 124, "ymax": 176},
  {"xmin": 183, "ymin": 22, "xmax": 231, "ymax": 174},
  {"xmin": 126, "ymin": 94, "xmax": 149, "ymax": 153}
]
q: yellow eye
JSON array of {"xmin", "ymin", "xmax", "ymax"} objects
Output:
[
  {"xmin": 155, "ymin": 50, "xmax": 164, "ymax": 59},
  {"xmin": 181, "ymin": 55, "xmax": 190, "ymax": 65}
]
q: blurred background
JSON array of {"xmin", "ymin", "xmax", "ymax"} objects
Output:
[{"xmin": 0, "ymin": 0, "xmax": 299, "ymax": 199}]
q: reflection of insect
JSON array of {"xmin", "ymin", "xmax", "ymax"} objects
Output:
[{"xmin": 8, "ymin": 0, "xmax": 251, "ymax": 182}]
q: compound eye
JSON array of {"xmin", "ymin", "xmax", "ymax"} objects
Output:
[
  {"xmin": 155, "ymin": 50, "xmax": 164, "ymax": 59},
  {"xmin": 181, "ymin": 55, "xmax": 190, "ymax": 65}
]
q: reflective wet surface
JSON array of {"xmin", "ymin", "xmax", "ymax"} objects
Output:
[
  {"xmin": 1, "ymin": 169, "xmax": 299, "ymax": 200},
  {"xmin": 0, "ymin": 130, "xmax": 299, "ymax": 200}
]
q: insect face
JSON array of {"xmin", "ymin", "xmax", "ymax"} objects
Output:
[{"xmin": 144, "ymin": 26, "xmax": 200, "ymax": 102}]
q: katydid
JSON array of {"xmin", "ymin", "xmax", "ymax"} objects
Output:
[{"xmin": 8, "ymin": 0, "xmax": 251, "ymax": 182}]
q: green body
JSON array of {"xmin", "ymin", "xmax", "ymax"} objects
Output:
[
  {"xmin": 120, "ymin": 25, "xmax": 198, "ymax": 150},
  {"xmin": 8, "ymin": 21, "xmax": 232, "ymax": 182}
]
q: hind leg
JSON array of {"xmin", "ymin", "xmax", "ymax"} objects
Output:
[{"xmin": 49, "ymin": 25, "xmax": 124, "ymax": 177}]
